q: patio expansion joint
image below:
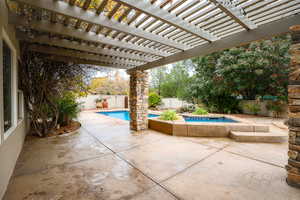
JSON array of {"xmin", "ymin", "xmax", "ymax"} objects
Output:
[
  {"xmin": 223, "ymin": 148, "xmax": 285, "ymax": 169},
  {"xmin": 82, "ymin": 126, "xmax": 182, "ymax": 200},
  {"xmin": 160, "ymin": 144, "xmax": 230, "ymax": 184},
  {"xmin": 181, "ymin": 137, "xmax": 230, "ymax": 150}
]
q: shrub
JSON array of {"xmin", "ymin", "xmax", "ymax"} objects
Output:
[
  {"xmin": 193, "ymin": 107, "xmax": 208, "ymax": 115},
  {"xmin": 177, "ymin": 105, "xmax": 196, "ymax": 113},
  {"xmin": 245, "ymin": 103, "xmax": 261, "ymax": 115},
  {"xmin": 95, "ymin": 98, "xmax": 103, "ymax": 103},
  {"xmin": 57, "ymin": 92, "xmax": 80, "ymax": 126},
  {"xmin": 266, "ymin": 100, "xmax": 284, "ymax": 118},
  {"xmin": 148, "ymin": 92, "xmax": 162, "ymax": 108},
  {"xmin": 159, "ymin": 110, "xmax": 179, "ymax": 121}
]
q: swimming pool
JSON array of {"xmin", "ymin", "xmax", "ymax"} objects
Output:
[
  {"xmin": 183, "ymin": 116, "xmax": 237, "ymax": 123},
  {"xmin": 98, "ymin": 111, "xmax": 237, "ymax": 123},
  {"xmin": 98, "ymin": 111, "xmax": 159, "ymax": 121}
]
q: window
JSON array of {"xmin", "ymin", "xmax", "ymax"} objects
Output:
[
  {"xmin": 3, "ymin": 40, "xmax": 12, "ymax": 132},
  {"xmin": 17, "ymin": 90, "xmax": 24, "ymax": 121}
]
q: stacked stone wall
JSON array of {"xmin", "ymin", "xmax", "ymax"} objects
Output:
[
  {"xmin": 287, "ymin": 25, "xmax": 300, "ymax": 188},
  {"xmin": 128, "ymin": 70, "xmax": 148, "ymax": 131}
]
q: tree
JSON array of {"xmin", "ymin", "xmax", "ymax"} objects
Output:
[
  {"xmin": 19, "ymin": 43, "xmax": 94, "ymax": 137},
  {"xmin": 216, "ymin": 35, "xmax": 290, "ymax": 100},
  {"xmin": 160, "ymin": 62, "xmax": 191, "ymax": 98},
  {"xmin": 74, "ymin": 0, "xmax": 127, "ymax": 20},
  {"xmin": 89, "ymin": 71, "xmax": 129, "ymax": 95},
  {"xmin": 185, "ymin": 34, "xmax": 291, "ymax": 113},
  {"xmin": 150, "ymin": 62, "xmax": 191, "ymax": 98},
  {"xmin": 150, "ymin": 66, "xmax": 167, "ymax": 95}
]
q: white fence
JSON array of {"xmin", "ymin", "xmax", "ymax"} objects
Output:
[
  {"xmin": 77, "ymin": 95, "xmax": 126, "ymax": 109},
  {"xmin": 78, "ymin": 95, "xmax": 189, "ymax": 110},
  {"xmin": 160, "ymin": 98, "xmax": 190, "ymax": 109}
]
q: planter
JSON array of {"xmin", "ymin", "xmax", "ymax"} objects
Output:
[
  {"xmin": 102, "ymin": 100, "xmax": 108, "ymax": 109},
  {"xmin": 96, "ymin": 102, "xmax": 103, "ymax": 109}
]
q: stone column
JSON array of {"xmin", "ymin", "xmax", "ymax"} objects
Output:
[
  {"xmin": 287, "ymin": 25, "xmax": 300, "ymax": 188},
  {"xmin": 128, "ymin": 70, "xmax": 148, "ymax": 131}
]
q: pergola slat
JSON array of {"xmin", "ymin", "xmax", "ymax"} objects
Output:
[
  {"xmin": 208, "ymin": 0, "xmax": 257, "ymax": 30},
  {"xmin": 255, "ymin": 8, "xmax": 300, "ymax": 26},
  {"xmin": 28, "ymin": 44, "xmax": 140, "ymax": 67},
  {"xmin": 251, "ymin": 1, "xmax": 300, "ymax": 21},
  {"xmin": 11, "ymin": 16, "xmax": 170, "ymax": 57},
  {"xmin": 248, "ymin": 0, "xmax": 299, "ymax": 18},
  {"xmin": 118, "ymin": 7, "xmax": 131, "ymax": 22},
  {"xmin": 15, "ymin": 0, "xmax": 190, "ymax": 50},
  {"xmin": 129, "ymin": 14, "xmax": 300, "ymax": 71},
  {"xmin": 7, "ymin": 0, "xmax": 300, "ymax": 71},
  {"xmin": 118, "ymin": 0, "xmax": 218, "ymax": 42}
]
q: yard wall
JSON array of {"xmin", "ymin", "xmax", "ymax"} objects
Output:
[
  {"xmin": 160, "ymin": 98, "xmax": 191, "ymax": 109},
  {"xmin": 78, "ymin": 95, "xmax": 127, "ymax": 109},
  {"xmin": 0, "ymin": 1, "xmax": 28, "ymax": 199},
  {"xmin": 240, "ymin": 100, "xmax": 288, "ymax": 118},
  {"xmin": 79, "ymin": 95, "xmax": 190, "ymax": 110}
]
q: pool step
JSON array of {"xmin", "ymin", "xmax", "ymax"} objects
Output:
[{"xmin": 230, "ymin": 131, "xmax": 287, "ymax": 143}]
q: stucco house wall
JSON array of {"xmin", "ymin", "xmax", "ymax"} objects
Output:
[{"xmin": 0, "ymin": 1, "xmax": 28, "ymax": 199}]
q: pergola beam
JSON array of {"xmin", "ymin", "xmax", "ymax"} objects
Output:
[
  {"xmin": 118, "ymin": 0, "xmax": 218, "ymax": 42},
  {"xmin": 209, "ymin": 0, "xmax": 257, "ymax": 30},
  {"xmin": 28, "ymin": 44, "xmax": 136, "ymax": 68},
  {"xmin": 15, "ymin": 0, "xmax": 190, "ymax": 50},
  {"xmin": 10, "ymin": 15, "xmax": 170, "ymax": 57},
  {"xmin": 44, "ymin": 55, "xmax": 128, "ymax": 69},
  {"xmin": 130, "ymin": 14, "xmax": 300, "ymax": 71},
  {"xmin": 17, "ymin": 33, "xmax": 155, "ymax": 62}
]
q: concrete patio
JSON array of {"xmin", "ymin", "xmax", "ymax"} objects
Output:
[{"xmin": 4, "ymin": 111, "xmax": 300, "ymax": 200}]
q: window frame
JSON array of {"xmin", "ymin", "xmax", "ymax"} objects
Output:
[
  {"xmin": 17, "ymin": 90, "xmax": 24, "ymax": 122},
  {"xmin": 1, "ymin": 29, "xmax": 18, "ymax": 142}
]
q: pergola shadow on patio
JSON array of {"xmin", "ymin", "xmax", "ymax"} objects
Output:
[{"xmin": 1, "ymin": 0, "xmax": 300, "ymax": 197}]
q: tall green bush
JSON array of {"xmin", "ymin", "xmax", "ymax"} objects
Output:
[
  {"xmin": 148, "ymin": 92, "xmax": 162, "ymax": 108},
  {"xmin": 56, "ymin": 92, "xmax": 80, "ymax": 126}
]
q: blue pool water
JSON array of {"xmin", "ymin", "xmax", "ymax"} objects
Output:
[
  {"xmin": 98, "ymin": 111, "xmax": 237, "ymax": 123},
  {"xmin": 98, "ymin": 111, "xmax": 159, "ymax": 121},
  {"xmin": 184, "ymin": 116, "xmax": 237, "ymax": 123}
]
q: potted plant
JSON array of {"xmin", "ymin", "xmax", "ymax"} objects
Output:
[
  {"xmin": 102, "ymin": 98, "xmax": 108, "ymax": 109},
  {"xmin": 95, "ymin": 98, "xmax": 103, "ymax": 109}
]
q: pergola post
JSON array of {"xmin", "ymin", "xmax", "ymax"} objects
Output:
[
  {"xmin": 128, "ymin": 70, "xmax": 149, "ymax": 131},
  {"xmin": 287, "ymin": 25, "xmax": 300, "ymax": 188}
]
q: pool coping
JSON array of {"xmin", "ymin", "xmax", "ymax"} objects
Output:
[{"xmin": 148, "ymin": 114, "xmax": 270, "ymax": 137}]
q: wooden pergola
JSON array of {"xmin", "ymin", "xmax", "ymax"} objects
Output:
[
  {"xmin": 9, "ymin": 0, "xmax": 300, "ymax": 70},
  {"xmin": 5, "ymin": 0, "xmax": 300, "ymax": 188}
]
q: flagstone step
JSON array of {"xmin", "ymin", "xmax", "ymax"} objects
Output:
[{"xmin": 230, "ymin": 131, "xmax": 287, "ymax": 143}]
